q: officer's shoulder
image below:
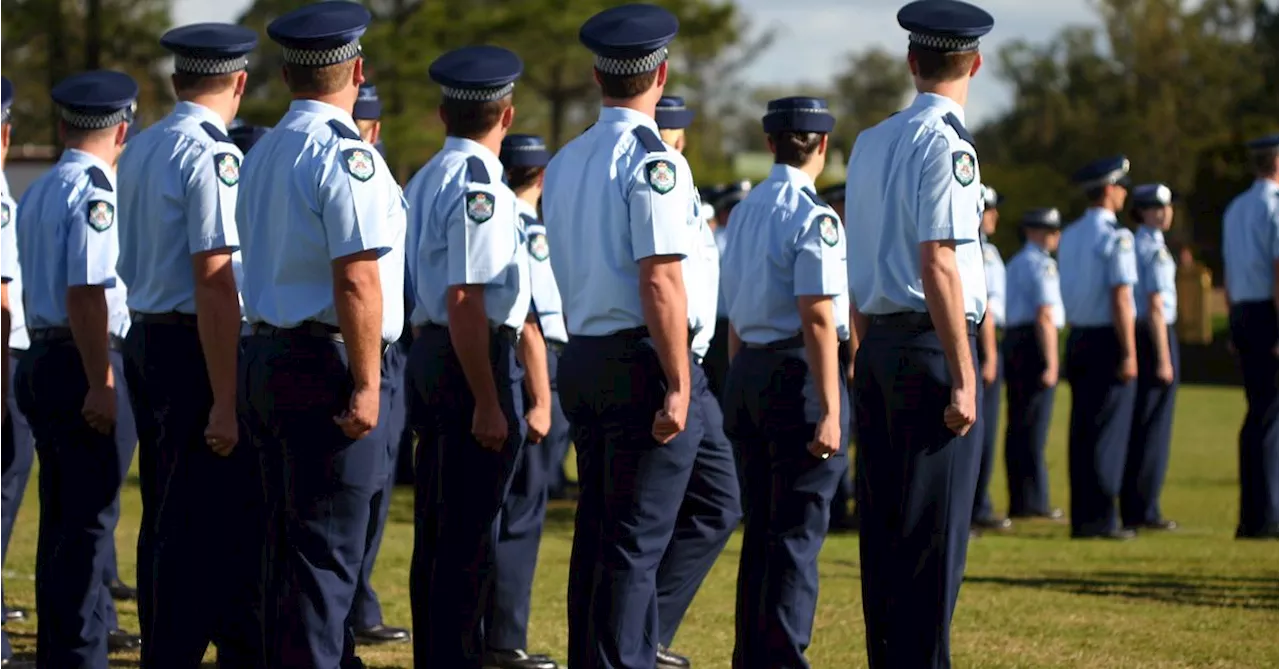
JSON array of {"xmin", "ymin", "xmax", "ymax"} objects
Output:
[
  {"xmin": 1105, "ymin": 226, "xmax": 1135, "ymax": 253},
  {"xmin": 316, "ymin": 121, "xmax": 383, "ymax": 185},
  {"xmin": 1039, "ymin": 256, "xmax": 1059, "ymax": 278}
]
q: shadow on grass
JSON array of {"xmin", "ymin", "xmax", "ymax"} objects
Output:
[{"xmin": 966, "ymin": 570, "xmax": 1278, "ymax": 610}]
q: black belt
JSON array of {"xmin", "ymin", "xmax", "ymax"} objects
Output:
[
  {"xmin": 29, "ymin": 327, "xmax": 124, "ymax": 350},
  {"xmin": 745, "ymin": 333, "xmax": 805, "ymax": 351},
  {"xmin": 868, "ymin": 312, "xmax": 977, "ymax": 335},
  {"xmin": 253, "ymin": 321, "xmax": 344, "ymax": 343},
  {"xmin": 613, "ymin": 326, "xmax": 697, "ymax": 346},
  {"xmin": 547, "ymin": 340, "xmax": 566, "ymax": 355},
  {"xmin": 420, "ymin": 322, "xmax": 519, "ymax": 345},
  {"xmin": 132, "ymin": 311, "xmax": 198, "ymax": 327}
]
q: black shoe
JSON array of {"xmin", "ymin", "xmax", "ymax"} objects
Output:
[
  {"xmin": 108, "ymin": 579, "xmax": 137, "ymax": 602},
  {"xmin": 107, "ymin": 629, "xmax": 142, "ymax": 651},
  {"xmin": 1010, "ymin": 508, "xmax": 1065, "ymax": 521},
  {"xmin": 1236, "ymin": 523, "xmax": 1280, "ymax": 539},
  {"xmin": 1126, "ymin": 519, "xmax": 1178, "ymax": 532},
  {"xmin": 971, "ymin": 517, "xmax": 1013, "ymax": 532},
  {"xmin": 3, "ymin": 607, "xmax": 26, "ymax": 623},
  {"xmin": 482, "ymin": 649, "xmax": 559, "ymax": 669},
  {"xmin": 657, "ymin": 646, "xmax": 691, "ymax": 668},
  {"xmin": 1071, "ymin": 528, "xmax": 1137, "ymax": 540},
  {"xmin": 353, "ymin": 624, "xmax": 410, "ymax": 645}
]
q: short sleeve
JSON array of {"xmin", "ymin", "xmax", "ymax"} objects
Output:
[
  {"xmin": 1152, "ymin": 249, "xmax": 1176, "ymax": 293},
  {"xmin": 1035, "ymin": 260, "xmax": 1060, "ymax": 307},
  {"xmin": 915, "ymin": 131, "xmax": 982, "ymax": 243},
  {"xmin": 793, "ymin": 209, "xmax": 848, "ymax": 298},
  {"xmin": 1, "ymin": 200, "xmax": 17, "ymax": 282},
  {"xmin": 67, "ymin": 188, "xmax": 118, "ymax": 287},
  {"xmin": 185, "ymin": 142, "xmax": 242, "ymax": 255},
  {"xmin": 628, "ymin": 152, "xmax": 691, "ymax": 261},
  {"xmin": 445, "ymin": 184, "xmax": 516, "ymax": 287},
  {"xmin": 318, "ymin": 138, "xmax": 394, "ymax": 261},
  {"xmin": 1266, "ymin": 196, "xmax": 1279, "ymax": 261},
  {"xmin": 1105, "ymin": 229, "xmax": 1138, "ymax": 287}
]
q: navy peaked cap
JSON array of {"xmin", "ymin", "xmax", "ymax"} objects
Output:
[
  {"xmin": 580, "ymin": 4, "xmax": 678, "ymax": 76},
  {"xmin": 51, "ymin": 70, "xmax": 138, "ymax": 129},
  {"xmin": 981, "ymin": 185, "xmax": 1004, "ymax": 209},
  {"xmin": 268, "ymin": 1, "xmax": 369, "ymax": 67},
  {"xmin": 354, "ymin": 83, "xmax": 381, "ymax": 120},
  {"xmin": 161, "ymin": 23, "xmax": 257, "ymax": 75},
  {"xmin": 229, "ymin": 124, "xmax": 270, "ymax": 153},
  {"xmin": 656, "ymin": 96, "xmax": 694, "ymax": 130},
  {"xmin": 501, "ymin": 134, "xmax": 551, "ymax": 169},
  {"xmin": 1246, "ymin": 134, "xmax": 1278, "ymax": 153},
  {"xmin": 762, "ymin": 97, "xmax": 835, "ymax": 134},
  {"xmin": 898, "ymin": 0, "xmax": 994, "ymax": 53},
  {"xmin": 1072, "ymin": 155, "xmax": 1131, "ymax": 189},
  {"xmin": 714, "ymin": 180, "xmax": 752, "ymax": 209},
  {"xmin": 1020, "ymin": 207, "xmax": 1061, "ymax": 229},
  {"xmin": 818, "ymin": 182, "xmax": 846, "ymax": 203},
  {"xmin": 1131, "ymin": 183, "xmax": 1175, "ymax": 208},
  {"xmin": 429, "ymin": 46, "xmax": 523, "ymax": 102}
]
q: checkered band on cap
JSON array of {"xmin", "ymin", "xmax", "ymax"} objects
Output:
[
  {"xmin": 174, "ymin": 54, "xmax": 249, "ymax": 75},
  {"xmin": 660, "ymin": 103, "xmax": 686, "ymax": 111},
  {"xmin": 506, "ymin": 142, "xmax": 546, "ymax": 152},
  {"xmin": 60, "ymin": 106, "xmax": 130, "ymax": 129},
  {"xmin": 441, "ymin": 82, "xmax": 516, "ymax": 102},
  {"xmin": 2, "ymin": 108, "xmax": 9, "ymax": 123},
  {"xmin": 908, "ymin": 32, "xmax": 980, "ymax": 52},
  {"xmin": 282, "ymin": 39, "xmax": 361, "ymax": 67},
  {"xmin": 594, "ymin": 47, "xmax": 667, "ymax": 76}
]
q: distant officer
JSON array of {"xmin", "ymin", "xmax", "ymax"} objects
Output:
[
  {"xmin": 1222, "ymin": 134, "xmax": 1279, "ymax": 540},
  {"xmin": 705, "ymin": 180, "xmax": 750, "ymax": 399},
  {"xmin": 229, "ymin": 122, "xmax": 270, "ymax": 154},
  {"xmin": 239, "ymin": 3, "xmax": 406, "ymax": 665},
  {"xmin": 844, "ymin": 2, "xmax": 993, "ymax": 666},
  {"xmin": 482, "ymin": 133, "xmax": 562, "ymax": 669},
  {"xmin": 1002, "ymin": 208, "xmax": 1065, "ymax": 520},
  {"xmin": 721, "ymin": 96, "xmax": 845, "ymax": 669},
  {"xmin": 345, "ymin": 79, "xmax": 412, "ymax": 648},
  {"xmin": 115, "ymin": 23, "xmax": 264, "ymax": 666},
  {"xmin": 403, "ymin": 45, "xmax": 536, "ymax": 669},
  {"xmin": 12, "ymin": 68, "xmax": 142, "ymax": 669},
  {"xmin": 817, "ymin": 181, "xmax": 859, "ymax": 534},
  {"xmin": 1123, "ymin": 183, "xmax": 1181, "ymax": 533},
  {"xmin": 543, "ymin": 5, "xmax": 705, "ymax": 667},
  {"xmin": 973, "ymin": 185, "xmax": 1012, "ymax": 533},
  {"xmin": 1059, "ymin": 155, "xmax": 1139, "ymax": 540},
  {"xmin": 652, "ymin": 99, "xmax": 742, "ymax": 669}
]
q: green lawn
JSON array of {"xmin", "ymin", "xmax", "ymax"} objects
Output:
[{"xmin": 3, "ymin": 385, "xmax": 1276, "ymax": 668}]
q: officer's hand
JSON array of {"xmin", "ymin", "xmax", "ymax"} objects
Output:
[
  {"xmin": 82, "ymin": 385, "xmax": 117, "ymax": 435},
  {"xmin": 525, "ymin": 403, "xmax": 551, "ymax": 445},
  {"xmin": 205, "ymin": 401, "xmax": 239, "ymax": 456},
  {"xmin": 981, "ymin": 358, "xmax": 998, "ymax": 386},
  {"xmin": 944, "ymin": 385, "xmax": 977, "ymax": 436},
  {"xmin": 1156, "ymin": 361, "xmax": 1175, "ymax": 386},
  {"xmin": 845, "ymin": 359, "xmax": 856, "ymax": 385},
  {"xmin": 1040, "ymin": 367, "xmax": 1059, "ymax": 389},
  {"xmin": 652, "ymin": 390, "xmax": 689, "ymax": 444},
  {"xmin": 808, "ymin": 413, "xmax": 842, "ymax": 460},
  {"xmin": 1117, "ymin": 355, "xmax": 1138, "ymax": 383},
  {"xmin": 473, "ymin": 402, "xmax": 509, "ymax": 452},
  {"xmin": 335, "ymin": 385, "xmax": 379, "ymax": 440}
]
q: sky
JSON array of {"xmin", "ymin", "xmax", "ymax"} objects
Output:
[{"xmin": 171, "ymin": 0, "xmax": 1122, "ymax": 125}]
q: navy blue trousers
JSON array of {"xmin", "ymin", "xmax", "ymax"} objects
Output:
[
  {"xmin": 725, "ymin": 346, "xmax": 845, "ymax": 669},
  {"xmin": 14, "ymin": 340, "xmax": 130, "ymax": 669},
  {"xmin": 1065, "ymin": 327, "xmax": 1137, "ymax": 536},
  {"xmin": 559, "ymin": 332, "xmax": 701, "ymax": 669},
  {"xmin": 2, "ymin": 352, "xmax": 35, "ymax": 662},
  {"xmin": 829, "ymin": 342, "xmax": 855, "ymax": 528},
  {"xmin": 408, "ymin": 325, "xmax": 525, "ymax": 669},
  {"xmin": 973, "ymin": 346, "xmax": 1003, "ymax": 522},
  {"xmin": 487, "ymin": 344, "xmax": 568, "ymax": 652},
  {"xmin": 350, "ymin": 338, "xmax": 410, "ymax": 631},
  {"xmin": 657, "ymin": 362, "xmax": 741, "ymax": 649},
  {"xmin": 855, "ymin": 324, "xmax": 981, "ymax": 669},
  {"xmin": 123, "ymin": 323, "xmax": 265, "ymax": 668},
  {"xmin": 242, "ymin": 331, "xmax": 391, "ymax": 669},
  {"xmin": 1230, "ymin": 301, "xmax": 1279, "ymax": 536},
  {"xmin": 102, "ymin": 348, "xmax": 135, "ymax": 633},
  {"xmin": 1122, "ymin": 322, "xmax": 1179, "ymax": 527},
  {"xmin": 1002, "ymin": 326, "xmax": 1057, "ymax": 517}
]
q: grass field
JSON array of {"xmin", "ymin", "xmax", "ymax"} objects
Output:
[{"xmin": 3, "ymin": 384, "xmax": 1277, "ymax": 668}]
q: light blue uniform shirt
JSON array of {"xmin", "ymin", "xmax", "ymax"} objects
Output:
[
  {"xmin": 1222, "ymin": 179, "xmax": 1280, "ymax": 304},
  {"xmin": 1058, "ymin": 207, "xmax": 1137, "ymax": 327},
  {"xmin": 982, "ymin": 234, "xmax": 1006, "ymax": 327},
  {"xmin": 117, "ymin": 101, "xmax": 242, "ymax": 315},
  {"xmin": 845, "ymin": 93, "xmax": 987, "ymax": 321},
  {"xmin": 236, "ymin": 100, "xmax": 405, "ymax": 342},
  {"xmin": 519, "ymin": 198, "xmax": 567, "ymax": 344},
  {"xmin": 542, "ymin": 106, "xmax": 697, "ymax": 337},
  {"xmin": 688, "ymin": 198, "xmax": 720, "ymax": 359},
  {"xmin": 1, "ymin": 172, "xmax": 27, "ymax": 350},
  {"xmin": 1134, "ymin": 225, "xmax": 1176, "ymax": 324},
  {"xmin": 404, "ymin": 136, "xmax": 530, "ymax": 332},
  {"xmin": 16, "ymin": 149, "xmax": 130, "ymax": 336},
  {"xmin": 1004, "ymin": 242, "xmax": 1064, "ymax": 328},
  {"xmin": 722, "ymin": 164, "xmax": 847, "ymax": 345}
]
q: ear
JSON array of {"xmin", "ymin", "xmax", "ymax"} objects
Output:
[
  {"xmin": 370, "ymin": 120, "xmax": 381, "ymax": 145},
  {"xmin": 970, "ymin": 51, "xmax": 983, "ymax": 77},
  {"xmin": 592, "ymin": 69, "xmax": 602, "ymax": 87},
  {"xmin": 655, "ymin": 61, "xmax": 668, "ymax": 90},
  {"xmin": 170, "ymin": 73, "xmax": 181, "ymax": 96},
  {"xmin": 437, "ymin": 105, "xmax": 447, "ymax": 126},
  {"xmin": 501, "ymin": 103, "xmax": 516, "ymax": 131},
  {"xmin": 1, "ymin": 124, "xmax": 10, "ymax": 152},
  {"xmin": 906, "ymin": 51, "xmax": 920, "ymax": 77},
  {"xmin": 281, "ymin": 65, "xmax": 290, "ymax": 87},
  {"xmin": 535, "ymin": 170, "xmax": 546, "ymax": 189},
  {"xmin": 57, "ymin": 121, "xmax": 68, "ymax": 144},
  {"xmin": 234, "ymin": 71, "xmax": 249, "ymax": 98},
  {"xmin": 115, "ymin": 122, "xmax": 129, "ymax": 147},
  {"xmin": 766, "ymin": 135, "xmax": 776, "ymax": 154},
  {"xmin": 818, "ymin": 134, "xmax": 829, "ymax": 156},
  {"xmin": 353, "ymin": 58, "xmax": 366, "ymax": 88}
]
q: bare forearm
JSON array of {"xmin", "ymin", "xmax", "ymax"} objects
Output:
[
  {"xmin": 447, "ymin": 292, "xmax": 499, "ymax": 408},
  {"xmin": 1149, "ymin": 299, "xmax": 1171, "ymax": 367},
  {"xmin": 980, "ymin": 313, "xmax": 997, "ymax": 364},
  {"xmin": 639, "ymin": 269, "xmax": 690, "ymax": 394},
  {"xmin": 1112, "ymin": 286, "xmax": 1136, "ymax": 359},
  {"xmin": 194, "ymin": 274, "xmax": 241, "ymax": 408},
  {"xmin": 728, "ymin": 327, "xmax": 741, "ymax": 364},
  {"xmin": 66, "ymin": 286, "xmax": 112, "ymax": 389},
  {"xmin": 922, "ymin": 251, "xmax": 974, "ymax": 389},
  {"xmin": 333, "ymin": 269, "xmax": 383, "ymax": 391},
  {"xmin": 800, "ymin": 298, "xmax": 840, "ymax": 417},
  {"xmin": 851, "ymin": 302, "xmax": 868, "ymax": 351},
  {"xmin": 1035, "ymin": 309, "xmax": 1057, "ymax": 374},
  {"xmin": 519, "ymin": 317, "xmax": 551, "ymax": 410}
]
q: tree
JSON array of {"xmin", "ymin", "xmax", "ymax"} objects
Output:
[{"xmin": 828, "ymin": 48, "xmax": 913, "ymax": 152}]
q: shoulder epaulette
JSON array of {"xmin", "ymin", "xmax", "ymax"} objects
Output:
[
  {"xmin": 943, "ymin": 112, "xmax": 976, "ymax": 148},
  {"xmin": 327, "ymin": 119, "xmax": 360, "ymax": 141},
  {"xmin": 800, "ymin": 186, "xmax": 827, "ymax": 207},
  {"xmin": 200, "ymin": 121, "xmax": 232, "ymax": 144},
  {"xmin": 466, "ymin": 156, "xmax": 491, "ymax": 185},
  {"xmin": 86, "ymin": 166, "xmax": 113, "ymax": 192},
  {"xmin": 519, "ymin": 213, "xmax": 537, "ymax": 228},
  {"xmin": 632, "ymin": 126, "xmax": 664, "ymax": 154}
]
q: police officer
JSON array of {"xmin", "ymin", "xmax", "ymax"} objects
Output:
[
  {"xmin": 844, "ymin": 3, "xmax": 992, "ymax": 666},
  {"xmin": 345, "ymin": 80, "xmax": 412, "ymax": 648},
  {"xmin": 482, "ymin": 133, "xmax": 563, "ymax": 669},
  {"xmin": 543, "ymin": 6, "xmax": 705, "ymax": 667},
  {"xmin": 973, "ymin": 185, "xmax": 1012, "ymax": 533},
  {"xmin": 13, "ymin": 68, "xmax": 142, "ymax": 669},
  {"xmin": 652, "ymin": 100, "xmax": 742, "ymax": 669},
  {"xmin": 721, "ymin": 95, "xmax": 846, "ymax": 669},
  {"xmin": 1059, "ymin": 155, "xmax": 1139, "ymax": 541},
  {"xmin": 115, "ymin": 23, "xmax": 264, "ymax": 666},
  {"xmin": 706, "ymin": 180, "xmax": 750, "ymax": 401},
  {"xmin": 1222, "ymin": 134, "xmax": 1279, "ymax": 540},
  {"xmin": 403, "ymin": 45, "xmax": 536, "ymax": 669},
  {"xmin": 1123, "ymin": 183, "xmax": 1180, "ymax": 533},
  {"xmin": 239, "ymin": 4, "xmax": 406, "ymax": 665},
  {"xmin": 1002, "ymin": 208, "xmax": 1065, "ymax": 520}
]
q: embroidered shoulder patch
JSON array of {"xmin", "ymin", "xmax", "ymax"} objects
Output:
[
  {"xmin": 466, "ymin": 191, "xmax": 495, "ymax": 223},
  {"xmin": 87, "ymin": 200, "xmax": 115, "ymax": 232},
  {"xmin": 646, "ymin": 159, "xmax": 677, "ymax": 195},
  {"xmin": 215, "ymin": 152, "xmax": 240, "ymax": 187},
  {"xmin": 1, "ymin": 202, "xmax": 9, "ymax": 228},
  {"xmin": 1043, "ymin": 262, "xmax": 1058, "ymax": 278},
  {"xmin": 818, "ymin": 215, "xmax": 840, "ymax": 247},
  {"xmin": 951, "ymin": 151, "xmax": 976, "ymax": 186},
  {"xmin": 343, "ymin": 148, "xmax": 376, "ymax": 182},
  {"xmin": 982, "ymin": 245, "xmax": 999, "ymax": 263},
  {"xmin": 529, "ymin": 232, "xmax": 550, "ymax": 261},
  {"xmin": 1117, "ymin": 233, "xmax": 1133, "ymax": 251},
  {"xmin": 1157, "ymin": 247, "xmax": 1172, "ymax": 263}
]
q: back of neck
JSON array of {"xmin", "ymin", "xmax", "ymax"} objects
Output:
[
  {"xmin": 67, "ymin": 142, "xmax": 116, "ymax": 170},
  {"xmin": 180, "ymin": 93, "xmax": 237, "ymax": 126},
  {"xmin": 916, "ymin": 80, "xmax": 969, "ymax": 109},
  {"xmin": 603, "ymin": 96, "xmax": 657, "ymax": 119}
]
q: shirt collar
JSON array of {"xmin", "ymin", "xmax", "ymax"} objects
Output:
[
  {"xmin": 1086, "ymin": 206, "xmax": 1118, "ymax": 226},
  {"xmin": 172, "ymin": 101, "xmax": 227, "ymax": 132},
  {"xmin": 598, "ymin": 105, "xmax": 660, "ymax": 134},
  {"xmin": 769, "ymin": 163, "xmax": 815, "ymax": 192},
  {"xmin": 288, "ymin": 99, "xmax": 359, "ymax": 137},
  {"xmin": 442, "ymin": 136, "xmax": 504, "ymax": 178},
  {"xmin": 1257, "ymin": 178, "xmax": 1280, "ymax": 194},
  {"xmin": 1025, "ymin": 241, "xmax": 1051, "ymax": 257},
  {"xmin": 911, "ymin": 92, "xmax": 966, "ymax": 127},
  {"xmin": 1138, "ymin": 224, "xmax": 1165, "ymax": 245},
  {"xmin": 61, "ymin": 148, "xmax": 115, "ymax": 180},
  {"xmin": 515, "ymin": 197, "xmax": 538, "ymax": 219}
]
